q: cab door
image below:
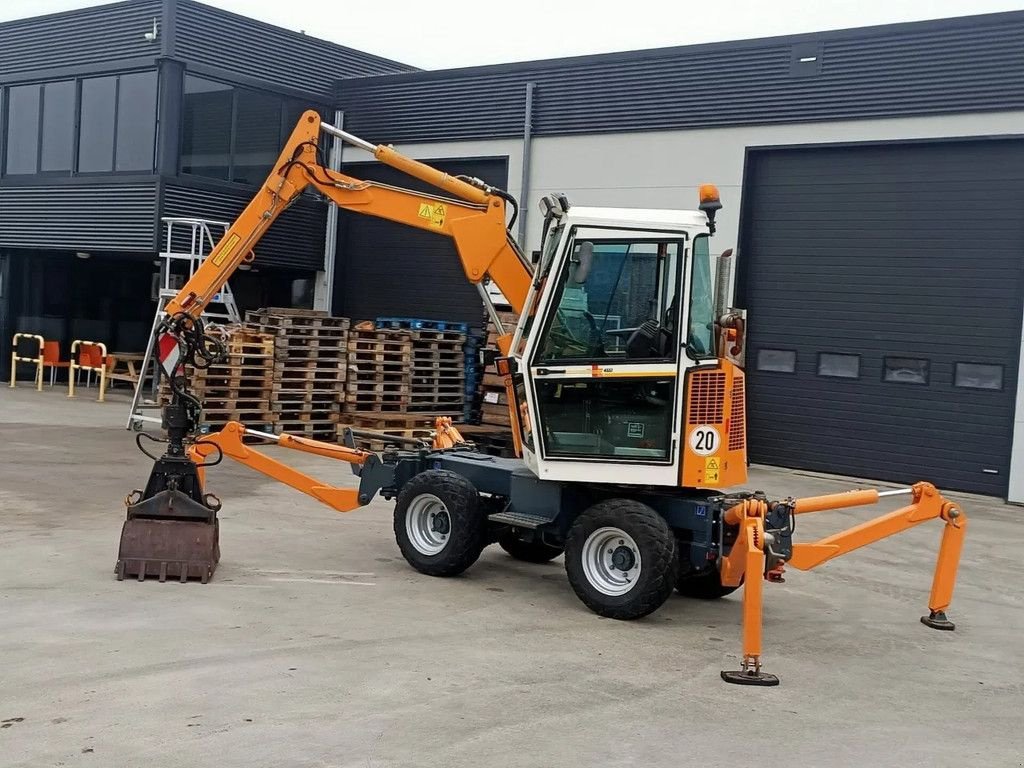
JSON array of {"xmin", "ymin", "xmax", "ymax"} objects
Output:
[{"xmin": 519, "ymin": 227, "xmax": 689, "ymax": 486}]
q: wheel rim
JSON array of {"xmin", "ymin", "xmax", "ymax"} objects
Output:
[
  {"xmin": 405, "ymin": 493, "xmax": 451, "ymax": 555},
  {"xmin": 581, "ymin": 526, "xmax": 642, "ymax": 596}
]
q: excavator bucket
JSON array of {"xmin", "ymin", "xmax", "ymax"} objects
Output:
[{"xmin": 116, "ymin": 454, "xmax": 220, "ymax": 583}]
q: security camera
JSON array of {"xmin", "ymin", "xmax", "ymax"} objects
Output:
[{"xmin": 144, "ymin": 18, "xmax": 158, "ymax": 42}]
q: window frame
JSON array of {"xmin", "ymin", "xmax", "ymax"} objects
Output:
[
  {"xmin": 881, "ymin": 356, "xmax": 930, "ymax": 386},
  {"xmin": 1, "ymin": 70, "xmax": 158, "ymax": 179},
  {"xmin": 3, "ymin": 82, "xmax": 44, "ymax": 176},
  {"xmin": 816, "ymin": 352, "xmax": 861, "ymax": 380},
  {"xmin": 38, "ymin": 79, "xmax": 77, "ymax": 174},
  {"xmin": 530, "ymin": 227, "xmax": 688, "ymax": 366},
  {"xmin": 76, "ymin": 75, "xmax": 118, "ymax": 175},
  {"xmin": 953, "ymin": 361, "xmax": 1005, "ymax": 391},
  {"xmin": 179, "ymin": 72, "xmax": 328, "ymax": 187},
  {"xmin": 533, "ymin": 376, "xmax": 679, "ymax": 465},
  {"xmin": 755, "ymin": 348, "xmax": 798, "ymax": 374}
]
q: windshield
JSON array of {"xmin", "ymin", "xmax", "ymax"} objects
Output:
[
  {"xmin": 687, "ymin": 234, "xmax": 715, "ymax": 357},
  {"xmin": 535, "ymin": 236, "xmax": 683, "ymax": 362}
]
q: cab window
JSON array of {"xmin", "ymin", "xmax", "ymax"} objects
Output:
[{"xmin": 535, "ymin": 238, "xmax": 684, "ymax": 363}]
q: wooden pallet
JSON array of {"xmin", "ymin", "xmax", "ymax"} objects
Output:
[
  {"xmin": 456, "ymin": 423, "xmax": 516, "ymax": 457},
  {"xmin": 342, "ymin": 428, "xmax": 434, "ymax": 452},
  {"xmin": 273, "ymin": 419, "xmax": 339, "ymax": 439},
  {"xmin": 344, "ymin": 411, "xmax": 437, "ymax": 430},
  {"xmin": 246, "ymin": 308, "xmax": 350, "ymax": 328},
  {"xmin": 200, "ymin": 407, "xmax": 274, "ymax": 423},
  {"xmin": 408, "ymin": 329, "xmax": 467, "ymax": 344}
]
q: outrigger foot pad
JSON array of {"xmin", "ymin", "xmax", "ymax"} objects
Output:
[
  {"xmin": 921, "ymin": 610, "xmax": 955, "ymax": 631},
  {"xmin": 721, "ymin": 670, "xmax": 780, "ymax": 686}
]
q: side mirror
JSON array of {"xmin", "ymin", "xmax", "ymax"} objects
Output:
[{"xmin": 572, "ymin": 241, "xmax": 594, "ymax": 284}]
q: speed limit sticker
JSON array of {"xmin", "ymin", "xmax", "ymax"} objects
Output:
[{"xmin": 688, "ymin": 425, "xmax": 721, "ymax": 457}]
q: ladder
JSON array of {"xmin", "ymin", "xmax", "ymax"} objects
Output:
[{"xmin": 126, "ymin": 218, "xmax": 241, "ymax": 430}]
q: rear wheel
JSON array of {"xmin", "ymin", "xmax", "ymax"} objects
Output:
[
  {"xmin": 564, "ymin": 499, "xmax": 678, "ymax": 620},
  {"xmin": 394, "ymin": 470, "xmax": 487, "ymax": 577},
  {"xmin": 676, "ymin": 567, "xmax": 739, "ymax": 599},
  {"xmin": 498, "ymin": 531, "xmax": 563, "ymax": 563}
]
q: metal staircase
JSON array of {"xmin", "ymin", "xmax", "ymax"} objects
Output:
[{"xmin": 126, "ymin": 218, "xmax": 241, "ymax": 429}]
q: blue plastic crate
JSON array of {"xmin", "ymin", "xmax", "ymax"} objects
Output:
[{"xmin": 375, "ymin": 317, "xmax": 470, "ymax": 333}]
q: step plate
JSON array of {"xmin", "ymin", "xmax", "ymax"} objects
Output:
[{"xmin": 487, "ymin": 511, "xmax": 554, "ymax": 529}]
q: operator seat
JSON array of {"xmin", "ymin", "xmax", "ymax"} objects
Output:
[{"xmin": 626, "ymin": 320, "xmax": 669, "ymax": 358}]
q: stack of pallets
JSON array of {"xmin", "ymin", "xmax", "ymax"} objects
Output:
[
  {"xmin": 244, "ymin": 308, "xmax": 350, "ymax": 440},
  {"xmin": 343, "ymin": 327, "xmax": 414, "ymax": 413},
  {"xmin": 408, "ymin": 326, "xmax": 467, "ymax": 415},
  {"xmin": 465, "ymin": 309, "xmax": 519, "ymax": 456},
  {"xmin": 338, "ymin": 318, "xmax": 470, "ymax": 446},
  {"xmin": 162, "ymin": 327, "xmax": 275, "ymax": 430}
]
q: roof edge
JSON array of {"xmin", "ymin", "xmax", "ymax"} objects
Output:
[{"xmin": 336, "ymin": 9, "xmax": 1024, "ymax": 88}]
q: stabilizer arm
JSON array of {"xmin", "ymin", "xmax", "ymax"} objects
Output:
[
  {"xmin": 189, "ymin": 423, "xmax": 370, "ymax": 514},
  {"xmin": 720, "ymin": 482, "xmax": 967, "ymax": 686}
]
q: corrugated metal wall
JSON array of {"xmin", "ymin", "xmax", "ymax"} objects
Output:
[
  {"xmin": 0, "ymin": 0, "xmax": 162, "ymax": 80},
  {"xmin": 162, "ymin": 183, "xmax": 327, "ymax": 272},
  {"xmin": 173, "ymin": 0, "xmax": 412, "ymax": 97},
  {"xmin": 334, "ymin": 157, "xmax": 508, "ymax": 326},
  {"xmin": 335, "ymin": 11, "xmax": 1024, "ymax": 143},
  {"xmin": 0, "ymin": 184, "xmax": 156, "ymax": 251}
]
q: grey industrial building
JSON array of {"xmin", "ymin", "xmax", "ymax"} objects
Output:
[{"xmin": 1, "ymin": 0, "xmax": 1022, "ymax": 501}]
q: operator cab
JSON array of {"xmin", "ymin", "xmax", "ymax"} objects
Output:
[{"xmin": 508, "ymin": 200, "xmax": 742, "ymax": 489}]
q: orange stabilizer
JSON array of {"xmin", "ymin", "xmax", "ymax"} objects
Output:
[
  {"xmin": 193, "ymin": 423, "xmax": 366, "ymax": 514},
  {"xmin": 723, "ymin": 481, "xmax": 967, "ymax": 683}
]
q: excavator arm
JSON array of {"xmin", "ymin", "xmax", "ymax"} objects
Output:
[
  {"xmin": 118, "ymin": 111, "xmax": 532, "ymax": 583},
  {"xmin": 158, "ymin": 110, "xmax": 530, "ymax": 377}
]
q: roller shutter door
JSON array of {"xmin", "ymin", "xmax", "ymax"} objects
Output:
[
  {"xmin": 334, "ymin": 157, "xmax": 509, "ymax": 328},
  {"xmin": 739, "ymin": 139, "xmax": 1024, "ymax": 496}
]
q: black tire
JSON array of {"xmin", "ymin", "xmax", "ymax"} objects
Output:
[
  {"xmin": 393, "ymin": 470, "xmax": 487, "ymax": 577},
  {"xmin": 564, "ymin": 499, "xmax": 678, "ymax": 620},
  {"xmin": 498, "ymin": 531, "xmax": 563, "ymax": 563},
  {"xmin": 676, "ymin": 567, "xmax": 739, "ymax": 599}
]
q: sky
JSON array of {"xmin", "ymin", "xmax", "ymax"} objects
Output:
[{"xmin": 1, "ymin": 0, "xmax": 1023, "ymax": 70}]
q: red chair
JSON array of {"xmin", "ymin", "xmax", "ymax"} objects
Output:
[{"xmin": 42, "ymin": 341, "xmax": 71, "ymax": 387}]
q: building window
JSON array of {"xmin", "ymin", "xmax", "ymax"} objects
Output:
[
  {"xmin": 3, "ymin": 72, "xmax": 155, "ymax": 177},
  {"xmin": 756, "ymin": 349, "xmax": 796, "ymax": 373},
  {"xmin": 818, "ymin": 352, "xmax": 859, "ymax": 379},
  {"xmin": 232, "ymin": 88, "xmax": 282, "ymax": 184},
  {"xmin": 181, "ymin": 74, "xmax": 327, "ymax": 185},
  {"xmin": 114, "ymin": 71, "xmax": 157, "ymax": 172},
  {"xmin": 5, "ymin": 85, "xmax": 41, "ymax": 175},
  {"xmin": 954, "ymin": 362, "xmax": 1003, "ymax": 390},
  {"xmin": 883, "ymin": 356, "xmax": 929, "ymax": 385},
  {"xmin": 182, "ymin": 75, "xmax": 233, "ymax": 179},
  {"xmin": 40, "ymin": 81, "xmax": 75, "ymax": 172},
  {"xmin": 78, "ymin": 77, "xmax": 117, "ymax": 172}
]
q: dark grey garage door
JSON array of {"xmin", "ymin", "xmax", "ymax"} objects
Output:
[
  {"xmin": 334, "ymin": 157, "xmax": 509, "ymax": 328},
  {"xmin": 739, "ymin": 139, "xmax": 1024, "ymax": 496}
]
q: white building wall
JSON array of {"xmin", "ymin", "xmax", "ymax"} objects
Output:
[{"xmin": 344, "ymin": 110, "xmax": 1024, "ymax": 500}]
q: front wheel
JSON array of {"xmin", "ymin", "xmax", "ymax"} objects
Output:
[
  {"xmin": 394, "ymin": 470, "xmax": 487, "ymax": 577},
  {"xmin": 564, "ymin": 499, "xmax": 678, "ymax": 620}
]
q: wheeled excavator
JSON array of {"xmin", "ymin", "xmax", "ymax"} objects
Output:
[{"xmin": 118, "ymin": 111, "xmax": 967, "ymax": 685}]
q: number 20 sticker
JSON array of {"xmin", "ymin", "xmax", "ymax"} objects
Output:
[{"xmin": 688, "ymin": 425, "xmax": 720, "ymax": 456}]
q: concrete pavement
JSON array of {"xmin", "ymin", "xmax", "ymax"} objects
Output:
[{"xmin": 1, "ymin": 387, "xmax": 1022, "ymax": 767}]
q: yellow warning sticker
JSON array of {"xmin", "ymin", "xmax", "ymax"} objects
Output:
[
  {"xmin": 704, "ymin": 456, "xmax": 721, "ymax": 485},
  {"xmin": 210, "ymin": 233, "xmax": 240, "ymax": 267},
  {"xmin": 417, "ymin": 202, "xmax": 447, "ymax": 228}
]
